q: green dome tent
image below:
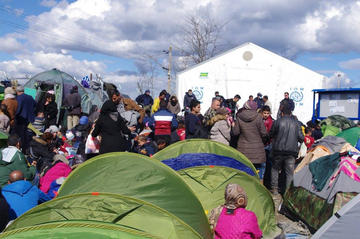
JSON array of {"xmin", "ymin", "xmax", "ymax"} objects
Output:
[
  {"xmin": 58, "ymin": 152, "xmax": 212, "ymax": 238},
  {"xmin": 24, "ymin": 68, "xmax": 92, "ymax": 121},
  {"xmin": 336, "ymin": 127, "xmax": 360, "ymax": 146},
  {"xmin": 0, "ymin": 221, "xmax": 157, "ymax": 239},
  {"xmin": 153, "ymin": 139, "xmax": 258, "ymax": 177},
  {"xmin": 153, "ymin": 144, "xmax": 277, "ymax": 236},
  {"xmin": 5, "ymin": 193, "xmax": 201, "ymax": 238}
]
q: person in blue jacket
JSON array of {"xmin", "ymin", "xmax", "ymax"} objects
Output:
[{"xmin": 2, "ymin": 170, "xmax": 51, "ymax": 220}]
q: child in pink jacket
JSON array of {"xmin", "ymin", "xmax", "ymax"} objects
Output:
[{"xmin": 209, "ymin": 183, "xmax": 262, "ymax": 239}]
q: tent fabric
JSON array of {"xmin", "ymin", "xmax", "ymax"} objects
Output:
[
  {"xmin": 5, "ymin": 193, "xmax": 201, "ymax": 239},
  {"xmin": 24, "ymin": 69, "xmax": 92, "ymax": 117},
  {"xmin": 58, "ymin": 152, "xmax": 212, "ymax": 239},
  {"xmin": 282, "ymin": 186, "xmax": 357, "ymax": 232},
  {"xmin": 320, "ymin": 115, "xmax": 355, "ymax": 135},
  {"xmin": 0, "ymin": 221, "xmax": 157, "ymax": 239},
  {"xmin": 162, "ymin": 153, "xmax": 256, "ymax": 176},
  {"xmin": 312, "ymin": 194, "xmax": 360, "ymax": 239},
  {"xmin": 153, "ymin": 139, "xmax": 258, "ymax": 177},
  {"xmin": 294, "ymin": 158, "xmax": 360, "ymax": 203},
  {"xmin": 177, "ymin": 166, "xmax": 276, "ymax": 236},
  {"xmin": 337, "ymin": 127, "xmax": 360, "ymax": 146}
]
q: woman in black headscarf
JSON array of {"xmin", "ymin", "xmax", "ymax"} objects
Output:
[{"xmin": 92, "ymin": 95, "xmax": 132, "ymax": 154}]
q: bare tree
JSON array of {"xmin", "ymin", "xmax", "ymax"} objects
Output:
[
  {"xmin": 179, "ymin": 12, "xmax": 224, "ymax": 65},
  {"xmin": 135, "ymin": 54, "xmax": 162, "ymax": 95}
]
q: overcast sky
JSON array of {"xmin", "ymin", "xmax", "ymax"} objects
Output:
[{"xmin": 0, "ymin": 0, "xmax": 360, "ymax": 97}]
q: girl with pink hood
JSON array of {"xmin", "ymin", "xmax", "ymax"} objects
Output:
[{"xmin": 209, "ymin": 183, "xmax": 262, "ymax": 239}]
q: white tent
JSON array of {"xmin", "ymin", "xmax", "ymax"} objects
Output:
[
  {"xmin": 176, "ymin": 42, "xmax": 325, "ymax": 123},
  {"xmin": 312, "ymin": 193, "xmax": 360, "ymax": 238}
]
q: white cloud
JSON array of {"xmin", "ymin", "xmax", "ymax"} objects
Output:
[
  {"xmin": 339, "ymin": 58, "xmax": 360, "ymax": 70},
  {"xmin": 0, "ymin": 35, "xmax": 23, "ymax": 53},
  {"xmin": 0, "ymin": 51, "xmax": 105, "ymax": 78},
  {"xmin": 324, "ymin": 71, "xmax": 352, "ymax": 88}
]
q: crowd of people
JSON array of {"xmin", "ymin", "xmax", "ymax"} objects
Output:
[{"xmin": 0, "ymin": 84, "xmax": 324, "ymax": 237}]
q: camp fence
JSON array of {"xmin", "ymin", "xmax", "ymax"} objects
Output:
[
  {"xmin": 5, "ymin": 193, "xmax": 201, "ymax": 239},
  {"xmin": 57, "ymin": 152, "xmax": 212, "ymax": 238},
  {"xmin": 152, "ymin": 139, "xmax": 278, "ymax": 236}
]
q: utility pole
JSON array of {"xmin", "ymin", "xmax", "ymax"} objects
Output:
[{"xmin": 167, "ymin": 46, "xmax": 172, "ymax": 93}]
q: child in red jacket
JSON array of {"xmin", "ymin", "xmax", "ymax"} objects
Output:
[{"xmin": 304, "ymin": 127, "xmax": 315, "ymax": 149}]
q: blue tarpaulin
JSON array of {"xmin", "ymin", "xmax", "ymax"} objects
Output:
[{"xmin": 162, "ymin": 153, "xmax": 255, "ymax": 176}]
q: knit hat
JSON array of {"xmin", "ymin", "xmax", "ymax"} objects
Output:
[
  {"xmin": 45, "ymin": 125, "xmax": 59, "ymax": 134},
  {"xmin": 145, "ymin": 89, "xmax": 150, "ymax": 93},
  {"xmin": 66, "ymin": 131, "xmax": 74, "ymax": 140},
  {"xmin": 4, "ymin": 87, "xmax": 16, "ymax": 95},
  {"xmin": 243, "ymin": 100, "xmax": 258, "ymax": 110},
  {"xmin": 79, "ymin": 116, "xmax": 89, "ymax": 125},
  {"xmin": 16, "ymin": 85, "xmax": 24, "ymax": 92}
]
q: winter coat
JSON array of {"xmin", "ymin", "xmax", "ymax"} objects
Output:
[
  {"xmin": 167, "ymin": 101, "xmax": 180, "ymax": 115},
  {"xmin": 0, "ymin": 146, "xmax": 36, "ymax": 187},
  {"xmin": 0, "ymin": 114, "xmax": 10, "ymax": 133},
  {"xmin": 151, "ymin": 97, "xmax": 161, "ymax": 114},
  {"xmin": 2, "ymin": 180, "xmax": 51, "ymax": 219},
  {"xmin": 44, "ymin": 101, "xmax": 58, "ymax": 128},
  {"xmin": 92, "ymin": 100, "xmax": 131, "ymax": 154},
  {"xmin": 135, "ymin": 94, "xmax": 153, "ymax": 106},
  {"xmin": 183, "ymin": 92, "xmax": 197, "ymax": 109},
  {"xmin": 254, "ymin": 97, "xmax": 264, "ymax": 109},
  {"xmin": 39, "ymin": 161, "xmax": 71, "ymax": 193},
  {"xmin": 1, "ymin": 98, "xmax": 17, "ymax": 127},
  {"xmin": 185, "ymin": 113, "xmax": 207, "ymax": 139},
  {"xmin": 64, "ymin": 92, "xmax": 81, "ymax": 115},
  {"xmin": 214, "ymin": 207, "xmax": 262, "ymax": 239},
  {"xmin": 72, "ymin": 123, "xmax": 91, "ymax": 155},
  {"xmin": 29, "ymin": 136, "xmax": 56, "ymax": 171},
  {"xmin": 210, "ymin": 115, "xmax": 231, "ymax": 145},
  {"xmin": 122, "ymin": 98, "xmax": 145, "ymax": 124},
  {"xmin": 16, "ymin": 93, "xmax": 36, "ymax": 123},
  {"xmin": 270, "ymin": 115, "xmax": 304, "ymax": 156},
  {"xmin": 149, "ymin": 109, "xmax": 178, "ymax": 136},
  {"xmin": 232, "ymin": 109, "xmax": 267, "ymax": 164}
]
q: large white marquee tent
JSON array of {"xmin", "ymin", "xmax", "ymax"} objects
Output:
[{"xmin": 176, "ymin": 42, "xmax": 325, "ymax": 122}]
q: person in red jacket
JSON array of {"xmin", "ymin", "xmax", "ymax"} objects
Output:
[
  {"xmin": 262, "ymin": 105, "xmax": 274, "ymax": 189},
  {"xmin": 149, "ymin": 100, "xmax": 178, "ymax": 144},
  {"xmin": 304, "ymin": 127, "xmax": 315, "ymax": 149}
]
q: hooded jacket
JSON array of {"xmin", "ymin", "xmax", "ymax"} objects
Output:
[
  {"xmin": 0, "ymin": 146, "xmax": 36, "ymax": 187},
  {"xmin": 167, "ymin": 96, "xmax": 181, "ymax": 115},
  {"xmin": 39, "ymin": 161, "xmax": 71, "ymax": 193},
  {"xmin": 2, "ymin": 180, "xmax": 51, "ymax": 219},
  {"xmin": 232, "ymin": 109, "xmax": 267, "ymax": 164},
  {"xmin": 210, "ymin": 114, "xmax": 231, "ymax": 145},
  {"xmin": 183, "ymin": 92, "xmax": 197, "ymax": 109},
  {"xmin": 92, "ymin": 100, "xmax": 131, "ymax": 154},
  {"xmin": 270, "ymin": 115, "xmax": 304, "ymax": 156}
]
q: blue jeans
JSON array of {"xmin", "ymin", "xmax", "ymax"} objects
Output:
[{"xmin": 254, "ymin": 163, "xmax": 266, "ymax": 179}]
